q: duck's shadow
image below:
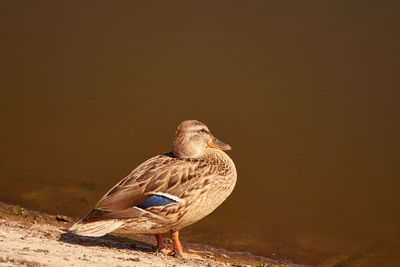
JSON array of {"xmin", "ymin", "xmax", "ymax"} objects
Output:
[{"xmin": 58, "ymin": 231, "xmax": 155, "ymax": 253}]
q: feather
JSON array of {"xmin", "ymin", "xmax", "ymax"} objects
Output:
[
  {"xmin": 69, "ymin": 219, "xmax": 124, "ymax": 237},
  {"xmin": 92, "ymin": 153, "xmax": 207, "ymax": 213},
  {"xmin": 136, "ymin": 194, "xmax": 178, "ymax": 209}
]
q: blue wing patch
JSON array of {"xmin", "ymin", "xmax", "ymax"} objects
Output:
[{"xmin": 136, "ymin": 194, "xmax": 177, "ymax": 209}]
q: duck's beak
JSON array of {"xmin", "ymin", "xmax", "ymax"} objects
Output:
[{"xmin": 207, "ymin": 137, "xmax": 232, "ymax": 150}]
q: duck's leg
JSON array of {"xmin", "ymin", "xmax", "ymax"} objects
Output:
[
  {"xmin": 169, "ymin": 230, "xmax": 202, "ymax": 259},
  {"xmin": 170, "ymin": 230, "xmax": 183, "ymax": 254},
  {"xmin": 154, "ymin": 234, "xmax": 169, "ymax": 254}
]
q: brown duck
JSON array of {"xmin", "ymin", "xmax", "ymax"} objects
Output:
[{"xmin": 69, "ymin": 120, "xmax": 237, "ymax": 256}]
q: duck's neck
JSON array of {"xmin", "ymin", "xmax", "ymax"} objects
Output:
[{"xmin": 172, "ymin": 138, "xmax": 205, "ymax": 159}]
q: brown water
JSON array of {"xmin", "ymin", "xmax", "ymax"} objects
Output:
[{"xmin": 1, "ymin": 1, "xmax": 400, "ymax": 266}]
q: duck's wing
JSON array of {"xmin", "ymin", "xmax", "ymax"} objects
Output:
[{"xmin": 81, "ymin": 153, "xmax": 209, "ymax": 222}]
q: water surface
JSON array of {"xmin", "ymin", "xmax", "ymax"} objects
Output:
[{"xmin": 1, "ymin": 1, "xmax": 399, "ymax": 266}]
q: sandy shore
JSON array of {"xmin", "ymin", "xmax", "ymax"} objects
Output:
[{"xmin": 0, "ymin": 202, "xmax": 301, "ymax": 267}]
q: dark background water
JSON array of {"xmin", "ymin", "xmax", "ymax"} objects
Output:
[{"xmin": 1, "ymin": 1, "xmax": 399, "ymax": 266}]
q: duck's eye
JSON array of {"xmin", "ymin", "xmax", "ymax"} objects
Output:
[{"xmin": 199, "ymin": 128, "xmax": 207, "ymax": 133}]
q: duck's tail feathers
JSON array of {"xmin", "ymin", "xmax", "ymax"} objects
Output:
[{"xmin": 68, "ymin": 219, "xmax": 124, "ymax": 237}]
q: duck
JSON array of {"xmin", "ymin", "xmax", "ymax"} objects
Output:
[{"xmin": 69, "ymin": 120, "xmax": 237, "ymax": 256}]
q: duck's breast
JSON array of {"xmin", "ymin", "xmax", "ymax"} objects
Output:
[{"xmin": 176, "ymin": 149, "xmax": 237, "ymax": 228}]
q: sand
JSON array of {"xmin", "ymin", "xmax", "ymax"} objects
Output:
[{"xmin": 0, "ymin": 203, "xmax": 300, "ymax": 267}]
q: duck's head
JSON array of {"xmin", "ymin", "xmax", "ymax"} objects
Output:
[{"xmin": 172, "ymin": 120, "xmax": 231, "ymax": 159}]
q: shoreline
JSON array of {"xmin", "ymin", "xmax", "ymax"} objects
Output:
[{"xmin": 0, "ymin": 202, "xmax": 301, "ymax": 267}]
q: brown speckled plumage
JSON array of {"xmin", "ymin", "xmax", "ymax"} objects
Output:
[{"xmin": 69, "ymin": 120, "xmax": 237, "ymax": 255}]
